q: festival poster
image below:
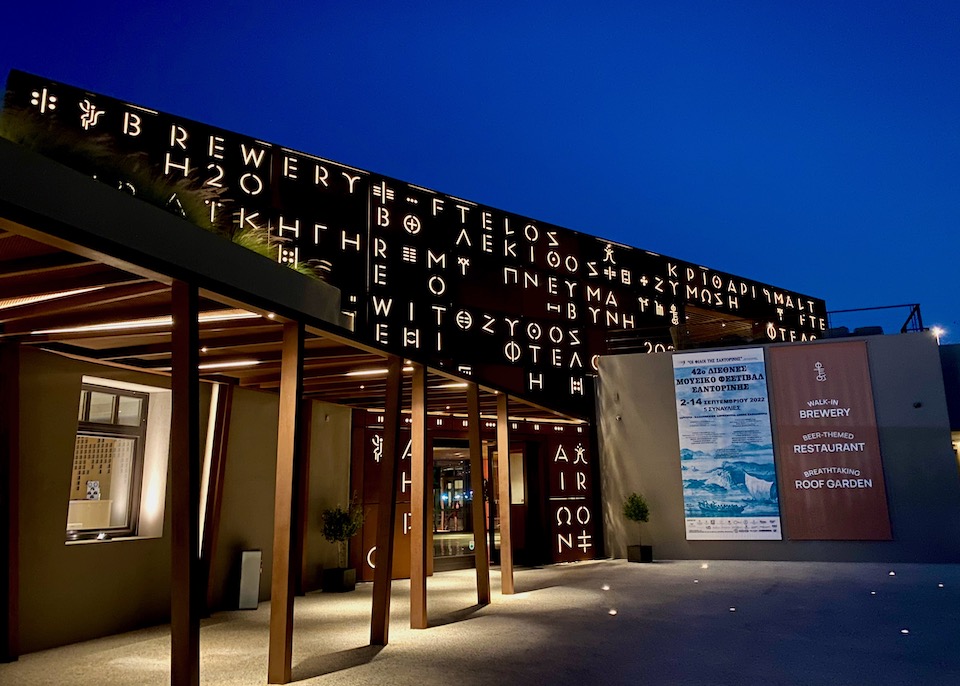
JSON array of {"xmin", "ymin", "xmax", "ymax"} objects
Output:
[
  {"xmin": 768, "ymin": 342, "xmax": 891, "ymax": 540},
  {"xmin": 673, "ymin": 348, "xmax": 782, "ymax": 540}
]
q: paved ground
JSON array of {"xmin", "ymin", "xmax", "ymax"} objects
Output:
[{"xmin": 2, "ymin": 559, "xmax": 959, "ymax": 685}]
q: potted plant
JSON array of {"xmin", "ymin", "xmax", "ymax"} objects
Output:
[
  {"xmin": 623, "ymin": 492, "xmax": 653, "ymax": 563},
  {"xmin": 320, "ymin": 497, "xmax": 364, "ymax": 592}
]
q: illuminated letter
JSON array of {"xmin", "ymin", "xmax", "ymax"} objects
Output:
[
  {"xmin": 122, "ymin": 112, "xmax": 141, "ymax": 137},
  {"xmin": 404, "ymin": 327, "xmax": 420, "ymax": 348},
  {"xmin": 428, "ymin": 275, "xmax": 446, "ymax": 296},
  {"xmin": 238, "ymin": 208, "xmax": 260, "ymax": 230},
  {"xmin": 341, "ymin": 232, "xmax": 361, "ymax": 251},
  {"xmin": 205, "ymin": 163, "xmax": 224, "ymax": 188},
  {"xmin": 240, "ymin": 143, "xmax": 266, "ymax": 168},
  {"xmin": 482, "ymin": 315, "xmax": 496, "ymax": 335},
  {"xmin": 239, "ymin": 172, "xmax": 264, "ymax": 195},
  {"xmin": 456, "ymin": 228, "xmax": 472, "ymax": 247},
  {"xmin": 283, "ymin": 156, "xmax": 298, "ymax": 179},
  {"xmin": 372, "ymin": 296, "xmax": 394, "ymax": 316},
  {"xmin": 208, "ymin": 136, "xmax": 225, "ymax": 159},
  {"xmin": 315, "ymin": 165, "xmax": 329, "ymax": 187},
  {"xmin": 342, "ymin": 172, "xmax": 360, "ymax": 193},
  {"xmin": 163, "ymin": 153, "xmax": 190, "ymax": 177},
  {"xmin": 278, "ymin": 216, "xmax": 300, "ymax": 238},
  {"xmin": 427, "ymin": 251, "xmax": 447, "ymax": 269},
  {"xmin": 169, "ymin": 125, "xmax": 188, "ymax": 149}
]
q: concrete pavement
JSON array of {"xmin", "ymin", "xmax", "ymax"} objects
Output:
[{"xmin": 2, "ymin": 559, "xmax": 958, "ymax": 685}]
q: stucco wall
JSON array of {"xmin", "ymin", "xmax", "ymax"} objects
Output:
[
  {"xmin": 17, "ymin": 349, "xmax": 352, "ymax": 651},
  {"xmin": 597, "ymin": 333, "xmax": 960, "ymax": 562},
  {"xmin": 207, "ymin": 391, "xmax": 351, "ymax": 608},
  {"xmin": 940, "ymin": 344, "xmax": 960, "ymax": 430},
  {"xmin": 302, "ymin": 402, "xmax": 354, "ymax": 590},
  {"xmin": 17, "ymin": 348, "xmax": 187, "ymax": 653}
]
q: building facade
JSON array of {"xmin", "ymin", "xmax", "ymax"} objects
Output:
[{"xmin": 1, "ymin": 70, "xmax": 842, "ymax": 680}]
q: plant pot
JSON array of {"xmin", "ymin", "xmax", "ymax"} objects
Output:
[
  {"xmin": 627, "ymin": 545, "xmax": 653, "ymax": 563},
  {"xmin": 322, "ymin": 567, "xmax": 357, "ymax": 592}
]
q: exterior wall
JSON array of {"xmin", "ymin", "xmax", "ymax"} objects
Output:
[
  {"xmin": 597, "ymin": 333, "xmax": 960, "ymax": 563},
  {"xmin": 207, "ymin": 391, "xmax": 351, "ymax": 608},
  {"xmin": 941, "ymin": 344, "xmax": 960, "ymax": 430},
  {"xmin": 17, "ymin": 348, "xmax": 187, "ymax": 653},
  {"xmin": 302, "ymin": 401, "xmax": 353, "ymax": 591},
  {"xmin": 16, "ymin": 348, "xmax": 351, "ymax": 651}
]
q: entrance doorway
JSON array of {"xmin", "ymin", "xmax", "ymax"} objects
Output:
[{"xmin": 433, "ymin": 441, "xmax": 476, "ymax": 571}]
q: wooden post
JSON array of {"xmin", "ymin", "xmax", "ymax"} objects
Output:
[
  {"xmin": 466, "ymin": 383, "xmax": 491, "ymax": 605},
  {"xmin": 294, "ymin": 400, "xmax": 313, "ymax": 596},
  {"xmin": 409, "ymin": 364, "xmax": 428, "ymax": 629},
  {"xmin": 496, "ymin": 394, "xmax": 515, "ymax": 595},
  {"xmin": 370, "ymin": 357, "xmax": 403, "ymax": 645},
  {"xmin": 201, "ymin": 383, "xmax": 233, "ymax": 613},
  {"xmin": 0, "ymin": 344, "xmax": 20, "ymax": 662},
  {"xmin": 170, "ymin": 281, "xmax": 201, "ymax": 686},
  {"xmin": 268, "ymin": 322, "xmax": 304, "ymax": 684}
]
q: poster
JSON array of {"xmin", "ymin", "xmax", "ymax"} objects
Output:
[
  {"xmin": 768, "ymin": 342, "xmax": 891, "ymax": 540},
  {"xmin": 673, "ymin": 348, "xmax": 782, "ymax": 540}
]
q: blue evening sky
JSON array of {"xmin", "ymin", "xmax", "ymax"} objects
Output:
[{"xmin": 2, "ymin": 2, "xmax": 957, "ymax": 340}]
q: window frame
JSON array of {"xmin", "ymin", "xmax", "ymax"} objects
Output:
[{"xmin": 68, "ymin": 382, "xmax": 150, "ymax": 540}]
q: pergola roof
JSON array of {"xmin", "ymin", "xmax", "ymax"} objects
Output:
[{"xmin": 0, "ymin": 139, "xmax": 583, "ymax": 424}]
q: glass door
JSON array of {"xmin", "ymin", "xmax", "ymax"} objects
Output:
[{"xmin": 433, "ymin": 442, "xmax": 476, "ymax": 570}]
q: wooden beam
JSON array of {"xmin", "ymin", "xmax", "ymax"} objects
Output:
[
  {"xmin": 201, "ymin": 383, "xmax": 234, "ymax": 613},
  {"xmin": 370, "ymin": 357, "xmax": 403, "ymax": 645},
  {"xmin": 0, "ymin": 268, "xmax": 142, "ymax": 302},
  {"xmin": 466, "ymin": 383, "xmax": 491, "ymax": 606},
  {"xmin": 496, "ymin": 394, "xmax": 515, "ymax": 595},
  {"xmin": 268, "ymin": 322, "xmax": 304, "ymax": 684},
  {"xmin": 409, "ymin": 364, "xmax": 428, "ymax": 629},
  {"xmin": 294, "ymin": 399, "xmax": 313, "ymax": 596},
  {"xmin": 0, "ymin": 251, "xmax": 90, "ymax": 278},
  {"xmin": 0, "ymin": 282, "xmax": 167, "ymax": 325},
  {"xmin": 0, "ymin": 344, "xmax": 20, "ymax": 662},
  {"xmin": 170, "ymin": 280, "xmax": 201, "ymax": 686}
]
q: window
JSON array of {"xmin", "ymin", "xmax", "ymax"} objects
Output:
[{"xmin": 67, "ymin": 383, "xmax": 149, "ymax": 539}]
